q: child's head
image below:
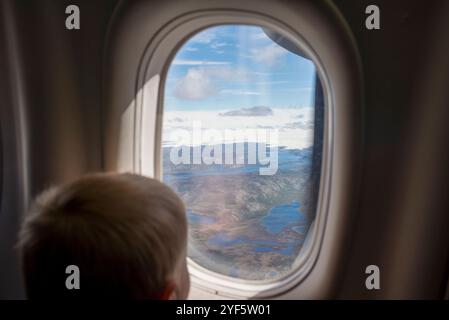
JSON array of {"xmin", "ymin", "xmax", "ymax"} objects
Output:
[{"xmin": 18, "ymin": 173, "xmax": 189, "ymax": 299}]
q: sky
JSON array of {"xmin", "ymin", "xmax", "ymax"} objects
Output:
[
  {"xmin": 164, "ymin": 25, "xmax": 317, "ymax": 111},
  {"xmin": 162, "ymin": 25, "xmax": 317, "ymax": 150}
]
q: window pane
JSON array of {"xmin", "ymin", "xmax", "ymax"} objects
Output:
[{"xmin": 162, "ymin": 25, "xmax": 323, "ymax": 281}]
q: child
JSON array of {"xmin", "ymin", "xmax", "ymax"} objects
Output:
[{"xmin": 17, "ymin": 173, "xmax": 190, "ymax": 299}]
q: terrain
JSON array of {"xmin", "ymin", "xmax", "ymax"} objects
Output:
[{"xmin": 163, "ymin": 143, "xmax": 317, "ymax": 280}]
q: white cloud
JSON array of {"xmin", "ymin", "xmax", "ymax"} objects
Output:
[
  {"xmin": 172, "ymin": 59, "xmax": 230, "ymax": 66},
  {"xmin": 251, "ymin": 43, "xmax": 286, "ymax": 66},
  {"xmin": 172, "ymin": 67, "xmax": 251, "ymax": 101},
  {"xmin": 279, "ymin": 87, "xmax": 314, "ymax": 93},
  {"xmin": 162, "ymin": 108, "xmax": 315, "ymax": 149},
  {"xmin": 207, "ymin": 67, "xmax": 250, "ymax": 81},
  {"xmin": 168, "ymin": 117, "xmax": 184, "ymax": 123},
  {"xmin": 250, "ymin": 71, "xmax": 291, "ymax": 76},
  {"xmin": 184, "ymin": 47, "xmax": 198, "ymax": 52},
  {"xmin": 254, "ymin": 80, "xmax": 290, "ymax": 85},
  {"xmin": 284, "ymin": 120, "xmax": 314, "ymax": 130},
  {"xmin": 172, "ymin": 68, "xmax": 216, "ymax": 100},
  {"xmin": 211, "ymin": 42, "xmax": 228, "ymax": 49},
  {"xmin": 219, "ymin": 106, "xmax": 273, "ymax": 116},
  {"xmin": 220, "ymin": 89, "xmax": 261, "ymax": 96}
]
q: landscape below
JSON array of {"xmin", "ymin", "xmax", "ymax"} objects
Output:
[{"xmin": 163, "ymin": 143, "xmax": 317, "ymax": 281}]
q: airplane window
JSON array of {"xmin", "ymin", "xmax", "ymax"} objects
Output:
[{"xmin": 162, "ymin": 25, "xmax": 323, "ymax": 281}]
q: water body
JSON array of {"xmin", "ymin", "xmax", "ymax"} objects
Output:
[
  {"xmin": 205, "ymin": 202, "xmax": 306, "ymax": 255},
  {"xmin": 187, "ymin": 210, "xmax": 217, "ymax": 225},
  {"xmin": 261, "ymin": 201, "xmax": 306, "ymax": 234}
]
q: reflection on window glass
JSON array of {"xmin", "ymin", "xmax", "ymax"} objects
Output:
[{"xmin": 162, "ymin": 25, "xmax": 323, "ymax": 281}]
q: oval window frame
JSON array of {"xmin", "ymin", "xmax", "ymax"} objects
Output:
[{"xmin": 140, "ymin": 13, "xmax": 331, "ymax": 299}]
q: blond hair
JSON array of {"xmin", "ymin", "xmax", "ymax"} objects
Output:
[{"xmin": 18, "ymin": 173, "xmax": 187, "ymax": 298}]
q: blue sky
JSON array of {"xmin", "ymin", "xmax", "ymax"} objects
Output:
[{"xmin": 164, "ymin": 25, "xmax": 317, "ymax": 111}]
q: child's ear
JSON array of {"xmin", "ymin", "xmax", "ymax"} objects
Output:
[{"xmin": 159, "ymin": 281, "xmax": 176, "ymax": 300}]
